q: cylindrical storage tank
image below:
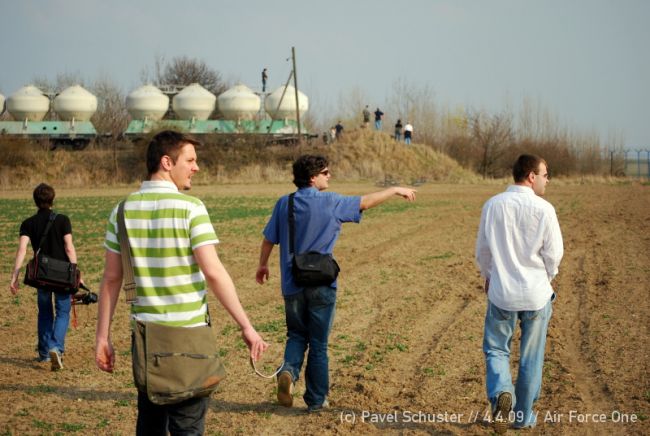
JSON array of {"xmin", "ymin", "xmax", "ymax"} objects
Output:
[
  {"xmin": 53, "ymin": 85, "xmax": 98, "ymax": 121},
  {"xmin": 217, "ymin": 84, "xmax": 260, "ymax": 120},
  {"xmin": 172, "ymin": 83, "xmax": 216, "ymax": 120},
  {"xmin": 264, "ymin": 85, "xmax": 308, "ymax": 120},
  {"xmin": 6, "ymin": 85, "xmax": 50, "ymax": 121},
  {"xmin": 0, "ymin": 93, "xmax": 5, "ymax": 116},
  {"xmin": 126, "ymin": 85, "xmax": 169, "ymax": 120}
]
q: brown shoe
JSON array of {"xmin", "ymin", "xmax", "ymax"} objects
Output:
[
  {"xmin": 277, "ymin": 371, "xmax": 294, "ymax": 407},
  {"xmin": 493, "ymin": 392, "xmax": 512, "ymax": 434}
]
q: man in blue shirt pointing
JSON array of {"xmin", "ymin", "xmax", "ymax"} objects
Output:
[{"xmin": 256, "ymin": 154, "xmax": 416, "ymax": 412}]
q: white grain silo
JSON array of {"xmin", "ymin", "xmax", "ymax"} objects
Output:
[
  {"xmin": 126, "ymin": 85, "xmax": 169, "ymax": 121},
  {"xmin": 53, "ymin": 85, "xmax": 98, "ymax": 121},
  {"xmin": 6, "ymin": 85, "xmax": 50, "ymax": 121},
  {"xmin": 172, "ymin": 83, "xmax": 216, "ymax": 120},
  {"xmin": 217, "ymin": 84, "xmax": 260, "ymax": 121},
  {"xmin": 264, "ymin": 85, "xmax": 308, "ymax": 120},
  {"xmin": 0, "ymin": 93, "xmax": 5, "ymax": 116}
]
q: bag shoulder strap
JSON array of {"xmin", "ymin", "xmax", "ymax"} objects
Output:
[
  {"xmin": 117, "ymin": 201, "xmax": 137, "ymax": 303},
  {"xmin": 36, "ymin": 212, "xmax": 57, "ymax": 255},
  {"xmin": 288, "ymin": 193, "xmax": 296, "ymax": 255}
]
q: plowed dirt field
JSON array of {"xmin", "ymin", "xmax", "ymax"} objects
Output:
[{"xmin": 1, "ymin": 182, "xmax": 648, "ymax": 435}]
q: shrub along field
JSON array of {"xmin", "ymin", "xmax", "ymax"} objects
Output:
[{"xmin": 0, "ymin": 182, "xmax": 648, "ymax": 435}]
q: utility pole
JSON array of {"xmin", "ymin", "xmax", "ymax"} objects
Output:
[{"xmin": 291, "ymin": 46, "xmax": 302, "ymax": 140}]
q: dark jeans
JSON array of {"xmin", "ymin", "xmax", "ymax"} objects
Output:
[
  {"xmin": 281, "ymin": 286, "xmax": 336, "ymax": 407},
  {"xmin": 136, "ymin": 391, "xmax": 209, "ymax": 436}
]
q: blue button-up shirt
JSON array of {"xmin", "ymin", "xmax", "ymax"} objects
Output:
[{"xmin": 263, "ymin": 187, "xmax": 362, "ymax": 296}]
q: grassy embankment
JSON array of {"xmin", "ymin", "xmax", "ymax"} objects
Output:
[{"xmin": 0, "ymin": 130, "xmax": 478, "ymax": 189}]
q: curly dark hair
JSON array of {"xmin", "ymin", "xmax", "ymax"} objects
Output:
[
  {"xmin": 33, "ymin": 183, "xmax": 55, "ymax": 209},
  {"xmin": 146, "ymin": 130, "xmax": 201, "ymax": 177},
  {"xmin": 292, "ymin": 155, "xmax": 329, "ymax": 188}
]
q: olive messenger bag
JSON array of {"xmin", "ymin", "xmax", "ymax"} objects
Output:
[
  {"xmin": 117, "ymin": 201, "xmax": 226, "ymax": 405},
  {"xmin": 24, "ymin": 212, "xmax": 80, "ymax": 293},
  {"xmin": 288, "ymin": 193, "xmax": 340, "ymax": 287}
]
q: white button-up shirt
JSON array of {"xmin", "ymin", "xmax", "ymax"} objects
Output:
[{"xmin": 475, "ymin": 185, "xmax": 564, "ymax": 311}]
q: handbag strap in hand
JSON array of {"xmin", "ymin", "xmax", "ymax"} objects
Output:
[
  {"xmin": 35, "ymin": 212, "xmax": 57, "ymax": 256},
  {"xmin": 117, "ymin": 201, "xmax": 137, "ymax": 303}
]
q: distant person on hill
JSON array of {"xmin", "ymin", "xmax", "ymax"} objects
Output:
[
  {"xmin": 9, "ymin": 183, "xmax": 80, "ymax": 371},
  {"xmin": 329, "ymin": 126, "xmax": 336, "ymax": 143},
  {"xmin": 256, "ymin": 155, "xmax": 416, "ymax": 413},
  {"xmin": 475, "ymin": 154, "xmax": 563, "ymax": 433},
  {"xmin": 404, "ymin": 122, "xmax": 413, "ymax": 145},
  {"xmin": 374, "ymin": 107, "xmax": 384, "ymax": 130},
  {"xmin": 262, "ymin": 68, "xmax": 269, "ymax": 92},
  {"xmin": 334, "ymin": 121, "xmax": 344, "ymax": 140},
  {"xmin": 394, "ymin": 119, "xmax": 403, "ymax": 142},
  {"xmin": 362, "ymin": 105, "xmax": 371, "ymax": 128}
]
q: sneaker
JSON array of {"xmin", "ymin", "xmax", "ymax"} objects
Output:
[
  {"xmin": 307, "ymin": 399, "xmax": 330, "ymax": 414},
  {"xmin": 49, "ymin": 349, "xmax": 63, "ymax": 371},
  {"xmin": 277, "ymin": 371, "xmax": 294, "ymax": 407},
  {"xmin": 35, "ymin": 356, "xmax": 50, "ymax": 363},
  {"xmin": 493, "ymin": 392, "xmax": 512, "ymax": 434}
]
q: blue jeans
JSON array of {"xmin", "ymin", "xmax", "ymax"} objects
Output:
[
  {"xmin": 375, "ymin": 120, "xmax": 382, "ymax": 130},
  {"xmin": 281, "ymin": 286, "xmax": 336, "ymax": 407},
  {"xmin": 395, "ymin": 132, "xmax": 401, "ymax": 141},
  {"xmin": 483, "ymin": 297, "xmax": 553, "ymax": 428},
  {"xmin": 37, "ymin": 289, "xmax": 71, "ymax": 358}
]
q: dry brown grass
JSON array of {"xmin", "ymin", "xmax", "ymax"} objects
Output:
[{"xmin": 0, "ymin": 133, "xmax": 478, "ymax": 189}]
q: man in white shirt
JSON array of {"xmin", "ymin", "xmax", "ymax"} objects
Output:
[
  {"xmin": 475, "ymin": 154, "xmax": 563, "ymax": 433},
  {"xmin": 403, "ymin": 122, "xmax": 413, "ymax": 144}
]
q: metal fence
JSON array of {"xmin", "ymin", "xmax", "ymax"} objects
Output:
[
  {"xmin": 622, "ymin": 149, "xmax": 650, "ymax": 178},
  {"xmin": 597, "ymin": 149, "xmax": 649, "ymax": 178}
]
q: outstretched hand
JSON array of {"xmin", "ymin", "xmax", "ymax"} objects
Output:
[{"xmin": 395, "ymin": 187, "xmax": 417, "ymax": 201}]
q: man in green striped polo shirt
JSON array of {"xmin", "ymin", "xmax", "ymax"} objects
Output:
[{"xmin": 95, "ymin": 130, "xmax": 267, "ymax": 435}]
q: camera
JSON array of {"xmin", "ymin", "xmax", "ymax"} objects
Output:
[{"xmin": 73, "ymin": 283, "xmax": 98, "ymax": 305}]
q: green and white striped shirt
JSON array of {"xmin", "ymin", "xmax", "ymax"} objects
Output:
[{"xmin": 104, "ymin": 180, "xmax": 218, "ymax": 327}]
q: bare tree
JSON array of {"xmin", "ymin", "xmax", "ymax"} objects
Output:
[
  {"xmin": 387, "ymin": 78, "xmax": 441, "ymax": 146},
  {"xmin": 335, "ymin": 86, "xmax": 370, "ymax": 129},
  {"xmin": 469, "ymin": 111, "xmax": 514, "ymax": 178},
  {"xmin": 146, "ymin": 55, "xmax": 227, "ymax": 97},
  {"xmin": 91, "ymin": 75, "xmax": 128, "ymax": 137}
]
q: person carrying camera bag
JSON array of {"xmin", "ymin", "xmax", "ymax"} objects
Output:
[
  {"xmin": 256, "ymin": 155, "xmax": 416, "ymax": 413},
  {"xmin": 9, "ymin": 183, "xmax": 80, "ymax": 371},
  {"xmin": 95, "ymin": 131, "xmax": 268, "ymax": 435}
]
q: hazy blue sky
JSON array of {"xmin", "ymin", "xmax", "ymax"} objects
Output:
[{"xmin": 1, "ymin": 0, "xmax": 648, "ymax": 148}]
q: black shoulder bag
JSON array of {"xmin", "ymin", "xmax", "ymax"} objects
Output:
[
  {"xmin": 24, "ymin": 212, "xmax": 80, "ymax": 293},
  {"xmin": 289, "ymin": 193, "xmax": 340, "ymax": 287}
]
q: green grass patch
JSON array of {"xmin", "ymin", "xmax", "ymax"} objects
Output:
[
  {"xmin": 256, "ymin": 319, "xmax": 283, "ymax": 333},
  {"xmin": 59, "ymin": 422, "xmax": 86, "ymax": 432},
  {"xmin": 28, "ymin": 385, "xmax": 56, "ymax": 395}
]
